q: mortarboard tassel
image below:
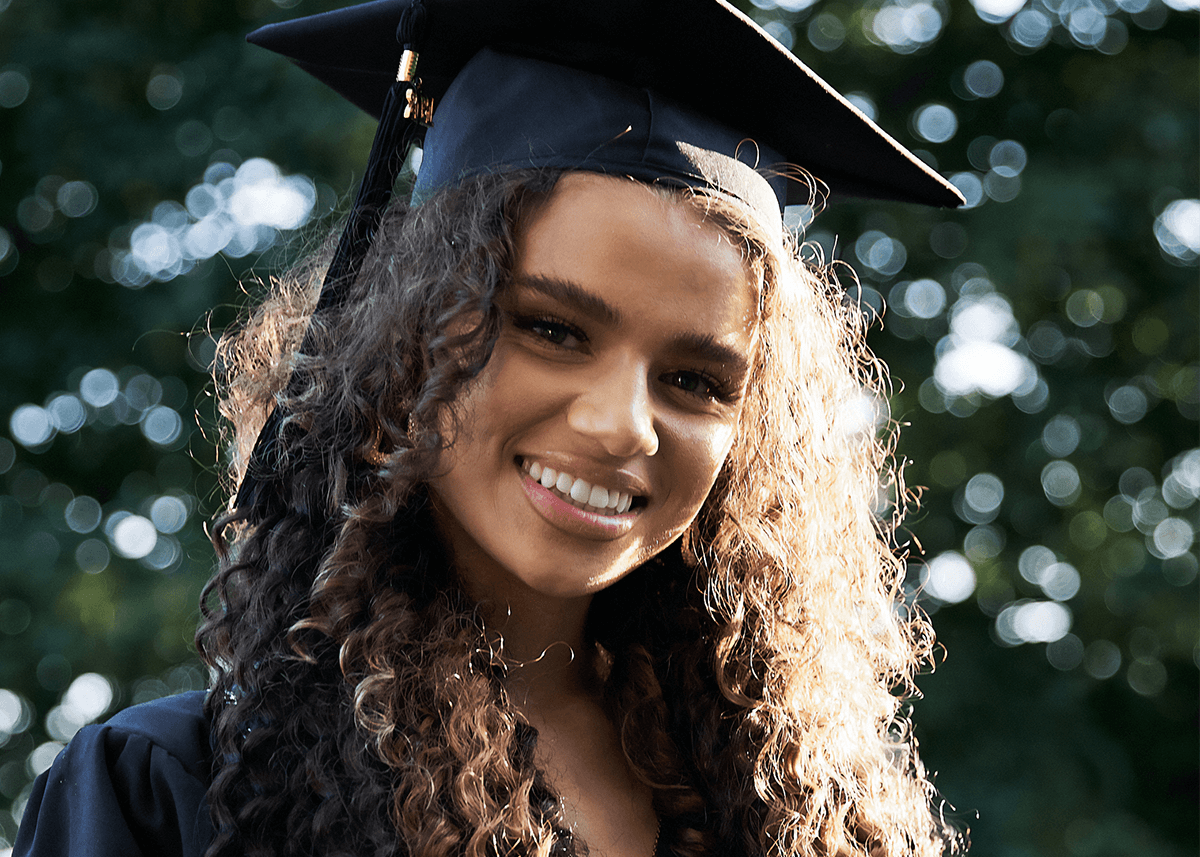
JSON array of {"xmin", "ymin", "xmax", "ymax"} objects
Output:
[
  {"xmin": 316, "ymin": 0, "xmax": 428, "ymax": 313},
  {"xmin": 233, "ymin": 2, "xmax": 428, "ymax": 514}
]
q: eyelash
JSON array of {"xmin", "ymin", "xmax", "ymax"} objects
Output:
[
  {"xmin": 511, "ymin": 313, "xmax": 585, "ymax": 348},
  {"xmin": 510, "ymin": 313, "xmax": 736, "ymax": 404},
  {"xmin": 662, "ymin": 369, "xmax": 734, "ymax": 403}
]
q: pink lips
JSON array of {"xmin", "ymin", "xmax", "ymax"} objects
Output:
[{"xmin": 520, "ymin": 471, "xmax": 638, "ymax": 541}]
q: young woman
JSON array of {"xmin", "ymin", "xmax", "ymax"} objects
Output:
[{"xmin": 16, "ymin": 1, "xmax": 964, "ymax": 855}]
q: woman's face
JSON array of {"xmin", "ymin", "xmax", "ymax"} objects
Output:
[{"xmin": 429, "ymin": 173, "xmax": 758, "ymax": 604}]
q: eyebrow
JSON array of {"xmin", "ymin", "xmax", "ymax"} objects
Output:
[
  {"xmin": 517, "ymin": 274, "xmax": 622, "ymax": 326},
  {"xmin": 670, "ymin": 330, "xmax": 752, "ymax": 378},
  {"xmin": 513, "ymin": 274, "xmax": 752, "ymax": 376}
]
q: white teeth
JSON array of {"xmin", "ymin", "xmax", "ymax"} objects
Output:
[
  {"xmin": 569, "ymin": 478, "xmax": 590, "ymax": 503},
  {"xmin": 523, "ymin": 459, "xmax": 637, "ymax": 515}
]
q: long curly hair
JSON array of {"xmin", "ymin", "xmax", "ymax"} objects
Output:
[{"xmin": 197, "ymin": 167, "xmax": 963, "ymax": 857}]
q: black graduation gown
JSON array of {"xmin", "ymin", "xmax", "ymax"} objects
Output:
[
  {"xmin": 14, "ymin": 690, "xmax": 676, "ymax": 857},
  {"xmin": 14, "ymin": 691, "xmax": 213, "ymax": 857}
]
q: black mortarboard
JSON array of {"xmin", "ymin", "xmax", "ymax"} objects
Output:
[
  {"xmin": 249, "ymin": 0, "xmax": 962, "ymax": 214},
  {"xmin": 234, "ymin": 0, "xmax": 962, "ymax": 510}
]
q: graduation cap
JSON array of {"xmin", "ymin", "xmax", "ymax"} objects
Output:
[
  {"xmin": 250, "ymin": 0, "xmax": 962, "ymax": 213},
  {"xmin": 234, "ymin": 0, "xmax": 962, "ymax": 511}
]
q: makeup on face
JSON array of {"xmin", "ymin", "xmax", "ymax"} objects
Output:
[{"xmin": 429, "ymin": 173, "xmax": 759, "ymax": 606}]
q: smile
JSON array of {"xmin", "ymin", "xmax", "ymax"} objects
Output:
[{"xmin": 520, "ymin": 458, "xmax": 635, "ymax": 515}]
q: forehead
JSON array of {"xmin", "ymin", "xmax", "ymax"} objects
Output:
[{"xmin": 514, "ymin": 174, "xmax": 759, "ymax": 335}]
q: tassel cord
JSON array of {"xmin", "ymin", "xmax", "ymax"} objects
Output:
[{"xmin": 233, "ymin": 2, "xmax": 427, "ymax": 512}]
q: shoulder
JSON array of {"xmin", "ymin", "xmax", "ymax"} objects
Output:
[
  {"xmin": 102, "ymin": 690, "xmax": 211, "ymax": 780},
  {"xmin": 14, "ymin": 691, "xmax": 214, "ymax": 857}
]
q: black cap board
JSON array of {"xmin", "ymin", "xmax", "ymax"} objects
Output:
[{"xmin": 247, "ymin": 0, "xmax": 964, "ymax": 212}]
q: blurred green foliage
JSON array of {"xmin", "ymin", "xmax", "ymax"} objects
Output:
[{"xmin": 0, "ymin": 0, "xmax": 1195, "ymax": 854}]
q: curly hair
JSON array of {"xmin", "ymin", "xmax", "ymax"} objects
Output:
[{"xmin": 197, "ymin": 167, "xmax": 963, "ymax": 857}]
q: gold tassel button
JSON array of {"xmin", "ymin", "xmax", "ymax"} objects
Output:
[{"xmin": 397, "ymin": 49, "xmax": 419, "ymax": 83}]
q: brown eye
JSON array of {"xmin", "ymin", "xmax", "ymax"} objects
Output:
[
  {"xmin": 530, "ymin": 320, "xmax": 572, "ymax": 345},
  {"xmin": 513, "ymin": 315, "xmax": 585, "ymax": 349},
  {"xmin": 662, "ymin": 370, "xmax": 726, "ymax": 401}
]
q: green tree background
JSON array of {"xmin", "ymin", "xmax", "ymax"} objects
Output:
[{"xmin": 0, "ymin": 0, "xmax": 1195, "ymax": 854}]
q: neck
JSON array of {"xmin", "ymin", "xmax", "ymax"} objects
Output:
[
  {"xmin": 431, "ymin": 500, "xmax": 600, "ymax": 706},
  {"xmin": 482, "ymin": 590, "xmax": 597, "ymax": 707}
]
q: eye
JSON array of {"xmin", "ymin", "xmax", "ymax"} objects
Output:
[
  {"xmin": 661, "ymin": 370, "xmax": 731, "ymax": 403},
  {"xmin": 513, "ymin": 315, "xmax": 585, "ymax": 349}
]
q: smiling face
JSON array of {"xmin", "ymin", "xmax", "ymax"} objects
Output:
[{"xmin": 428, "ymin": 173, "xmax": 759, "ymax": 606}]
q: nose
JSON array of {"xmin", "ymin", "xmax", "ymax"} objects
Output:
[{"xmin": 566, "ymin": 357, "xmax": 659, "ymax": 458}]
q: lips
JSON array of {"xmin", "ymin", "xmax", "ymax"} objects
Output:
[{"xmin": 520, "ymin": 458, "xmax": 637, "ymax": 515}]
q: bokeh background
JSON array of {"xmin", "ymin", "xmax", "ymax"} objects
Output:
[{"xmin": 0, "ymin": 0, "xmax": 1196, "ymax": 853}]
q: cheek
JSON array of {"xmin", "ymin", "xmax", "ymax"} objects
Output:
[
  {"xmin": 672, "ymin": 418, "xmax": 739, "ymax": 512},
  {"xmin": 440, "ymin": 348, "xmax": 523, "ymax": 451}
]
